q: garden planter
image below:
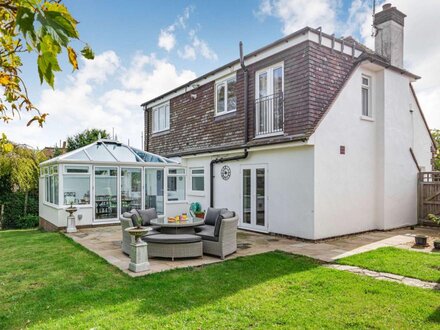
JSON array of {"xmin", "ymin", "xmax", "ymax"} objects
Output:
[
  {"xmin": 414, "ymin": 235, "xmax": 428, "ymax": 247},
  {"xmin": 195, "ymin": 212, "xmax": 205, "ymax": 219},
  {"xmin": 434, "ymin": 239, "xmax": 440, "ymax": 250}
]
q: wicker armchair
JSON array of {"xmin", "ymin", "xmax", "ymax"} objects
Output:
[
  {"xmin": 200, "ymin": 216, "xmax": 239, "ymax": 259},
  {"xmin": 120, "ymin": 215, "xmax": 135, "ymax": 255},
  {"xmin": 120, "ymin": 209, "xmax": 160, "ymax": 255}
]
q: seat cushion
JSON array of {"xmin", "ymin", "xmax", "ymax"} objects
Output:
[
  {"xmin": 214, "ymin": 210, "xmax": 235, "ymax": 237},
  {"xmin": 196, "ymin": 226, "xmax": 219, "ymax": 242},
  {"xmin": 204, "ymin": 207, "xmax": 221, "ymax": 226},
  {"xmin": 144, "ymin": 234, "xmax": 201, "ymax": 244},
  {"xmin": 131, "ymin": 208, "xmax": 157, "ymax": 226},
  {"xmin": 194, "ymin": 224, "xmax": 213, "ymax": 233},
  {"xmin": 142, "ymin": 229, "xmax": 160, "ymax": 237}
]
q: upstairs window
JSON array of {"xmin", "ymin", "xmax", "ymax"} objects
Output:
[
  {"xmin": 215, "ymin": 74, "xmax": 236, "ymax": 115},
  {"xmin": 361, "ymin": 75, "xmax": 372, "ymax": 117},
  {"xmin": 152, "ymin": 102, "xmax": 170, "ymax": 133}
]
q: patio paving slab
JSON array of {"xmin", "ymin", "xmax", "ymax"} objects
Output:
[
  {"xmin": 64, "ymin": 226, "xmax": 439, "ymax": 276},
  {"xmin": 326, "ymin": 264, "xmax": 439, "ymax": 290}
]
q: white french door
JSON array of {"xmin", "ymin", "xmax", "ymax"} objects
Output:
[{"xmin": 241, "ymin": 165, "xmax": 268, "ymax": 232}]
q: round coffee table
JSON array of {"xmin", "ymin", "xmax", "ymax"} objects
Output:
[{"xmin": 150, "ymin": 217, "xmax": 204, "ymax": 234}]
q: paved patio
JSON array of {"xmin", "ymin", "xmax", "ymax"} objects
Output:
[{"xmin": 65, "ymin": 226, "xmax": 439, "ymax": 277}]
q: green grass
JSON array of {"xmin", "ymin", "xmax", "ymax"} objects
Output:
[
  {"xmin": 0, "ymin": 230, "xmax": 439, "ymax": 329},
  {"xmin": 337, "ymin": 247, "xmax": 440, "ymax": 283}
]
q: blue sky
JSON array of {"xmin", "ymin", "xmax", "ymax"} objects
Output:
[{"xmin": 4, "ymin": 0, "xmax": 440, "ymax": 148}]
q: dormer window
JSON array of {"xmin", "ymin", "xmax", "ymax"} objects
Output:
[
  {"xmin": 152, "ymin": 102, "xmax": 170, "ymax": 133},
  {"xmin": 361, "ymin": 75, "xmax": 372, "ymax": 117},
  {"xmin": 215, "ymin": 74, "xmax": 236, "ymax": 116}
]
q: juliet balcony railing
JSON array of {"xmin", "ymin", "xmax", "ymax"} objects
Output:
[{"xmin": 255, "ymin": 92, "xmax": 284, "ymax": 137}]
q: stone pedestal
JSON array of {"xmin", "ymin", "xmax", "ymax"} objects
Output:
[
  {"xmin": 66, "ymin": 214, "xmax": 77, "ymax": 233},
  {"xmin": 129, "ymin": 241, "xmax": 150, "ymax": 272}
]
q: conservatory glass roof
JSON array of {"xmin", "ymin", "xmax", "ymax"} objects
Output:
[{"xmin": 41, "ymin": 140, "xmax": 178, "ymax": 165}]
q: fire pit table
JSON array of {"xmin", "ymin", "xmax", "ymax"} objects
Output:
[
  {"xmin": 150, "ymin": 216, "xmax": 205, "ymax": 234},
  {"xmin": 145, "ymin": 216, "xmax": 205, "ymax": 260}
]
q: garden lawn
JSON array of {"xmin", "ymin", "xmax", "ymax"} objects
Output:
[
  {"xmin": 337, "ymin": 247, "xmax": 440, "ymax": 283},
  {"xmin": 0, "ymin": 230, "xmax": 439, "ymax": 329}
]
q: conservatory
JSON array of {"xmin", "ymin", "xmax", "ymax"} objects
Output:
[{"xmin": 39, "ymin": 139, "xmax": 188, "ymax": 230}]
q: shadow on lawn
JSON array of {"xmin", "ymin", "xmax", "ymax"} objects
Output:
[
  {"xmin": 428, "ymin": 307, "xmax": 440, "ymax": 324},
  {"xmin": 0, "ymin": 230, "xmax": 319, "ymax": 329}
]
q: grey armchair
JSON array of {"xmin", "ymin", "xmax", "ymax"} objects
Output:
[
  {"xmin": 196, "ymin": 209, "xmax": 239, "ymax": 259},
  {"xmin": 120, "ymin": 208, "xmax": 160, "ymax": 255}
]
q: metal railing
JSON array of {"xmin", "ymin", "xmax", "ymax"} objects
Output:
[{"xmin": 255, "ymin": 92, "xmax": 284, "ymax": 136}]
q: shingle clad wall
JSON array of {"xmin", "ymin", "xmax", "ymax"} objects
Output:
[{"xmin": 145, "ymin": 40, "xmax": 356, "ymax": 157}]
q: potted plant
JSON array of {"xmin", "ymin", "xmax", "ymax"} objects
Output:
[
  {"xmin": 424, "ymin": 214, "xmax": 440, "ymax": 248},
  {"xmin": 190, "ymin": 202, "xmax": 205, "ymax": 219},
  {"xmin": 414, "ymin": 234, "xmax": 428, "ymax": 247}
]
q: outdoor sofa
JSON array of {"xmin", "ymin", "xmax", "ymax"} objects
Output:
[{"xmin": 195, "ymin": 207, "xmax": 239, "ymax": 259}]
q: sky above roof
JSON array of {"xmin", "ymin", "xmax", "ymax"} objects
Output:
[{"xmin": 3, "ymin": 0, "xmax": 440, "ymax": 149}]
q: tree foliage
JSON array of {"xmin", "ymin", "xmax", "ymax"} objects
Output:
[
  {"xmin": 66, "ymin": 128, "xmax": 110, "ymax": 151},
  {"xmin": 0, "ymin": 0, "xmax": 94, "ymax": 126},
  {"xmin": 0, "ymin": 133, "xmax": 46, "ymax": 192},
  {"xmin": 431, "ymin": 129, "xmax": 440, "ymax": 171}
]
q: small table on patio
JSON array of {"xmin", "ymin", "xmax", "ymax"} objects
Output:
[
  {"xmin": 150, "ymin": 217, "xmax": 204, "ymax": 234},
  {"xmin": 146, "ymin": 217, "xmax": 205, "ymax": 260}
]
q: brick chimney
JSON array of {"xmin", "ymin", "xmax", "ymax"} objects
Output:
[{"xmin": 374, "ymin": 3, "xmax": 406, "ymax": 68}]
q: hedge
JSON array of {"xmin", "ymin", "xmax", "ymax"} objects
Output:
[{"xmin": 0, "ymin": 190, "xmax": 39, "ymax": 229}]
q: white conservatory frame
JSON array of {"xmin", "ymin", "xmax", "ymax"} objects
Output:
[{"xmin": 39, "ymin": 139, "xmax": 189, "ymax": 229}]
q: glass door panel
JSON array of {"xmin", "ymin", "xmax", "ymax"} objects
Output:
[
  {"xmin": 95, "ymin": 167, "xmax": 118, "ymax": 220},
  {"xmin": 241, "ymin": 166, "xmax": 267, "ymax": 231},
  {"xmin": 145, "ymin": 168, "xmax": 164, "ymax": 214},
  {"xmin": 243, "ymin": 169, "xmax": 251, "ymax": 224},
  {"xmin": 120, "ymin": 168, "xmax": 142, "ymax": 213},
  {"xmin": 256, "ymin": 168, "xmax": 265, "ymax": 226}
]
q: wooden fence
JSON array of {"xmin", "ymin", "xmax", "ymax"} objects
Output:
[{"xmin": 418, "ymin": 172, "xmax": 440, "ymax": 225}]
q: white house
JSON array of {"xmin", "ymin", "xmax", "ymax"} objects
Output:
[{"xmin": 140, "ymin": 4, "xmax": 434, "ymax": 240}]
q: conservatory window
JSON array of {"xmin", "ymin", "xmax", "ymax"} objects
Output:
[
  {"xmin": 63, "ymin": 165, "xmax": 90, "ymax": 205},
  {"xmin": 167, "ymin": 168, "xmax": 186, "ymax": 202},
  {"xmin": 121, "ymin": 168, "xmax": 142, "ymax": 213},
  {"xmin": 44, "ymin": 166, "xmax": 59, "ymax": 205},
  {"xmin": 94, "ymin": 167, "xmax": 118, "ymax": 220},
  {"xmin": 145, "ymin": 168, "xmax": 164, "ymax": 214}
]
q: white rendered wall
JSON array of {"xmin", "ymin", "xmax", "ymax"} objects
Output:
[
  {"xmin": 312, "ymin": 67, "xmax": 380, "ymax": 239},
  {"xmin": 182, "ymin": 146, "xmax": 315, "ymax": 239},
  {"xmin": 381, "ymin": 71, "xmax": 432, "ymax": 229},
  {"xmin": 312, "ymin": 65, "xmax": 433, "ymax": 239}
]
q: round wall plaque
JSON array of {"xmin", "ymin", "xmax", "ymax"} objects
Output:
[{"xmin": 221, "ymin": 165, "xmax": 231, "ymax": 180}]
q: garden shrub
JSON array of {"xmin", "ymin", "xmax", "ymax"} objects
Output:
[
  {"xmin": 0, "ymin": 189, "xmax": 39, "ymax": 229},
  {"xmin": 16, "ymin": 215, "xmax": 39, "ymax": 229}
]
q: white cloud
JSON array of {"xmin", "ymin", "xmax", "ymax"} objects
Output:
[
  {"xmin": 157, "ymin": 6, "xmax": 194, "ymax": 52},
  {"xmin": 2, "ymin": 51, "xmax": 196, "ymax": 149},
  {"xmin": 178, "ymin": 45, "xmax": 197, "ymax": 60},
  {"xmin": 255, "ymin": 0, "xmax": 338, "ymax": 35},
  {"xmin": 158, "ymin": 29, "xmax": 176, "ymax": 52},
  {"xmin": 178, "ymin": 29, "xmax": 218, "ymax": 61}
]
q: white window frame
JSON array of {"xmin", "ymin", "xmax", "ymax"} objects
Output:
[
  {"xmin": 166, "ymin": 167, "xmax": 186, "ymax": 203},
  {"xmin": 189, "ymin": 167, "xmax": 205, "ymax": 196},
  {"xmin": 361, "ymin": 74, "xmax": 372, "ymax": 119},
  {"xmin": 255, "ymin": 62, "xmax": 284, "ymax": 137},
  {"xmin": 62, "ymin": 164, "xmax": 91, "ymax": 206},
  {"xmin": 43, "ymin": 165, "xmax": 59, "ymax": 206},
  {"xmin": 255, "ymin": 62, "xmax": 284, "ymax": 99},
  {"xmin": 215, "ymin": 73, "xmax": 237, "ymax": 116},
  {"xmin": 152, "ymin": 102, "xmax": 170, "ymax": 133}
]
